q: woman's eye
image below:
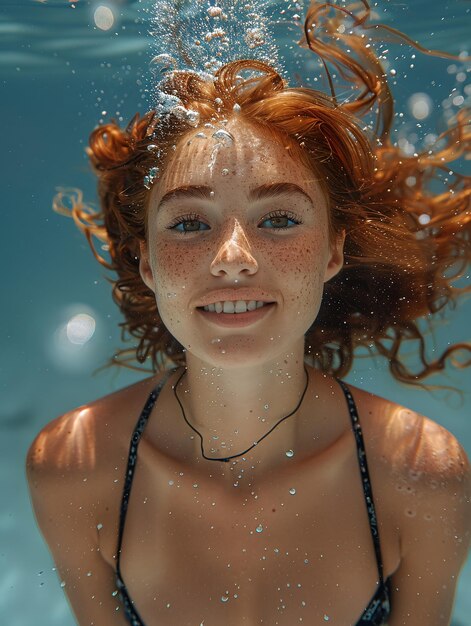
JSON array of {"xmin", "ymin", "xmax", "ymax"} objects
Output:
[
  {"xmin": 167, "ymin": 214, "xmax": 210, "ymax": 234},
  {"xmin": 166, "ymin": 210, "xmax": 302, "ymax": 235},
  {"xmin": 260, "ymin": 211, "xmax": 302, "ymax": 230}
]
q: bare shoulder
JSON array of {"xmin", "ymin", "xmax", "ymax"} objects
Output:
[
  {"xmin": 25, "ymin": 370, "xmax": 169, "ymax": 483},
  {"xmin": 343, "ymin": 381, "xmax": 469, "ymax": 473},
  {"xmin": 23, "ymin": 372, "xmax": 171, "ymax": 626},
  {"xmin": 346, "ymin": 382, "xmax": 470, "ymax": 532},
  {"xmin": 345, "ymin": 385, "xmax": 471, "ymax": 623}
]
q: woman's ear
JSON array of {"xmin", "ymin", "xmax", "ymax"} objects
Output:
[
  {"xmin": 324, "ymin": 229, "xmax": 346, "ymax": 283},
  {"xmin": 138, "ymin": 240, "xmax": 155, "ymax": 293}
]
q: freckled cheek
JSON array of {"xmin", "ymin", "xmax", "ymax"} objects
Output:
[
  {"xmin": 154, "ymin": 241, "xmax": 208, "ymax": 312},
  {"xmin": 268, "ymin": 236, "xmax": 327, "ymax": 305}
]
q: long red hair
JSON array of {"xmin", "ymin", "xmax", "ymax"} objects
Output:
[{"xmin": 54, "ymin": 0, "xmax": 471, "ymax": 387}]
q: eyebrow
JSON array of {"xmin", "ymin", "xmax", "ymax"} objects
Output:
[{"xmin": 157, "ymin": 182, "xmax": 314, "ymax": 211}]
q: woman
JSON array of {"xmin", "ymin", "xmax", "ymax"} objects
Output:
[{"xmin": 26, "ymin": 1, "xmax": 470, "ymax": 624}]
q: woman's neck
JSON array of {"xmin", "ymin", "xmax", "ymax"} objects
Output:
[{"xmin": 173, "ymin": 348, "xmax": 315, "ymax": 471}]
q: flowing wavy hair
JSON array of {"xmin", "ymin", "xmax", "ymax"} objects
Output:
[{"xmin": 55, "ymin": 0, "xmax": 471, "ymax": 387}]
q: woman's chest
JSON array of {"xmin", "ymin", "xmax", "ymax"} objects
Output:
[{"xmin": 97, "ymin": 431, "xmax": 401, "ymax": 626}]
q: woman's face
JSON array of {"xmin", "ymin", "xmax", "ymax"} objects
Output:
[{"xmin": 139, "ymin": 119, "xmax": 345, "ymax": 368}]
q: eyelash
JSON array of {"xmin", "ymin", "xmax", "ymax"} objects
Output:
[{"xmin": 166, "ymin": 210, "xmax": 303, "ymax": 234}]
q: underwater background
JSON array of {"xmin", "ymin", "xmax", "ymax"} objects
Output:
[{"xmin": 1, "ymin": 0, "xmax": 470, "ymax": 624}]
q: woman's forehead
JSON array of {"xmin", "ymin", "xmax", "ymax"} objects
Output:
[{"xmin": 157, "ymin": 119, "xmax": 313, "ymax": 196}]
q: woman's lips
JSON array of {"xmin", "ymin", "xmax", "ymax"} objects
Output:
[{"xmin": 195, "ymin": 302, "xmax": 276, "ymax": 327}]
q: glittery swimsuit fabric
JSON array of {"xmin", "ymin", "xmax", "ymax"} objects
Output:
[{"xmin": 115, "ymin": 368, "xmax": 391, "ymax": 625}]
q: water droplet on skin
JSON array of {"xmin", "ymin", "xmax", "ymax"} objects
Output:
[
  {"xmin": 289, "ymin": 488, "xmax": 296, "ymax": 495},
  {"xmin": 256, "ymin": 524, "xmax": 264, "ymax": 533},
  {"xmin": 211, "ymin": 338, "xmax": 222, "ymax": 344},
  {"xmin": 166, "ymin": 292, "xmax": 177, "ymax": 298},
  {"xmin": 324, "ymin": 615, "xmax": 330, "ymax": 621},
  {"xmin": 212, "ymin": 129, "xmax": 234, "ymax": 145},
  {"xmin": 285, "ymin": 449, "xmax": 294, "ymax": 458},
  {"xmin": 96, "ymin": 523, "xmax": 103, "ymax": 530},
  {"xmin": 168, "ymin": 480, "xmax": 174, "ymax": 486},
  {"xmin": 221, "ymin": 168, "xmax": 229, "ymax": 176},
  {"xmin": 60, "ymin": 581, "xmax": 66, "ymax": 588},
  {"xmin": 264, "ymin": 404, "xmax": 269, "ymax": 410},
  {"xmin": 221, "ymin": 594, "xmax": 229, "ymax": 602},
  {"xmin": 195, "ymin": 132, "xmax": 207, "ymax": 139}
]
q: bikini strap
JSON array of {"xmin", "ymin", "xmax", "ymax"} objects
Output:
[
  {"xmin": 116, "ymin": 367, "xmax": 179, "ymax": 574},
  {"xmin": 335, "ymin": 379, "xmax": 385, "ymax": 585}
]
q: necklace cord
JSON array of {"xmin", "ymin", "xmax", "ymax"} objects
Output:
[{"xmin": 173, "ymin": 364, "xmax": 309, "ymax": 463}]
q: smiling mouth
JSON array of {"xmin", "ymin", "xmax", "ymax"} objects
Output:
[
  {"xmin": 195, "ymin": 302, "xmax": 276, "ymax": 326},
  {"xmin": 196, "ymin": 302, "xmax": 274, "ymax": 313}
]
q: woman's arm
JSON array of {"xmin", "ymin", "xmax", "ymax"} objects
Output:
[
  {"xmin": 388, "ymin": 428, "xmax": 471, "ymax": 626},
  {"xmin": 25, "ymin": 420, "xmax": 129, "ymax": 626}
]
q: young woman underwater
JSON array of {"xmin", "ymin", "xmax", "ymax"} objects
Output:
[{"xmin": 26, "ymin": 1, "xmax": 470, "ymax": 624}]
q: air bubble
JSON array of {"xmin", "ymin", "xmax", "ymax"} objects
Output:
[
  {"xmin": 408, "ymin": 92, "xmax": 433, "ymax": 120},
  {"xmin": 212, "ymin": 129, "xmax": 234, "ymax": 145},
  {"xmin": 208, "ymin": 6, "xmax": 223, "ymax": 17},
  {"xmin": 150, "ymin": 53, "xmax": 177, "ymax": 70}
]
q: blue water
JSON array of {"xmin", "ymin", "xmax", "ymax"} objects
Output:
[{"xmin": 1, "ymin": 1, "xmax": 470, "ymax": 624}]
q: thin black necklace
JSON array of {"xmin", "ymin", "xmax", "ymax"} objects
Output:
[{"xmin": 172, "ymin": 364, "xmax": 310, "ymax": 463}]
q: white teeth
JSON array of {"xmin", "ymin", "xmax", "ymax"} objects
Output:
[{"xmin": 203, "ymin": 300, "xmax": 269, "ymax": 313}]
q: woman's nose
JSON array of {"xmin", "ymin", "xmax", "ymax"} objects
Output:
[{"xmin": 210, "ymin": 219, "xmax": 258, "ymax": 278}]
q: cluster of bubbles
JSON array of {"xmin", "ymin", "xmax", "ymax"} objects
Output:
[
  {"xmin": 137, "ymin": 0, "xmax": 304, "ymax": 150},
  {"xmin": 144, "ymin": 0, "xmax": 286, "ymax": 88}
]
